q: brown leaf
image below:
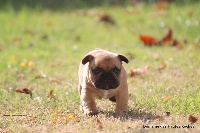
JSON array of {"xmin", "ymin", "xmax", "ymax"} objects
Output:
[
  {"xmin": 15, "ymin": 88, "xmax": 32, "ymax": 98},
  {"xmin": 51, "ymin": 118, "xmax": 57, "ymax": 124},
  {"xmin": 155, "ymin": 1, "xmax": 168, "ymax": 10},
  {"xmin": 129, "ymin": 65, "xmax": 149, "ymax": 77},
  {"xmin": 188, "ymin": 114, "xmax": 198, "ymax": 123},
  {"xmin": 157, "ymin": 61, "xmax": 166, "ymax": 71},
  {"xmin": 98, "ymin": 14, "xmax": 116, "ymax": 25},
  {"xmin": 159, "ymin": 29, "xmax": 173, "ymax": 45},
  {"xmin": 139, "ymin": 35, "xmax": 157, "ymax": 46},
  {"xmin": 140, "ymin": 28, "xmax": 183, "ymax": 49},
  {"xmin": 51, "ymin": 109, "xmax": 61, "ymax": 115},
  {"xmin": 154, "ymin": 115, "xmax": 163, "ymax": 120},
  {"xmin": 95, "ymin": 118, "xmax": 103, "ymax": 129},
  {"xmin": 48, "ymin": 90, "xmax": 56, "ymax": 100},
  {"xmin": 172, "ymin": 39, "xmax": 182, "ymax": 49},
  {"xmin": 51, "ymin": 79, "xmax": 61, "ymax": 85},
  {"xmin": 16, "ymin": 89, "xmax": 24, "ymax": 93}
]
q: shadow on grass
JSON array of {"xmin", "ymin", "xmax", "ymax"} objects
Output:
[{"xmin": 100, "ymin": 108, "xmax": 156, "ymax": 122}]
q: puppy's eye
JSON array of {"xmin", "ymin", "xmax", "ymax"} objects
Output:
[
  {"xmin": 113, "ymin": 67, "xmax": 121, "ymax": 75},
  {"xmin": 92, "ymin": 67, "xmax": 102, "ymax": 75}
]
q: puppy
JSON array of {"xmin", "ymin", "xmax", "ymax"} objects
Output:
[{"xmin": 78, "ymin": 49, "xmax": 129, "ymax": 116}]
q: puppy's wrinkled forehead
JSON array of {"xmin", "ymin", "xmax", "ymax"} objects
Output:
[{"xmin": 93, "ymin": 54, "xmax": 121, "ymax": 70}]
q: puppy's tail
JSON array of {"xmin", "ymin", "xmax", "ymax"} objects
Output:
[{"xmin": 109, "ymin": 96, "xmax": 116, "ymax": 102}]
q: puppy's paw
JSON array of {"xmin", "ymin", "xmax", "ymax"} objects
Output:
[
  {"xmin": 115, "ymin": 109, "xmax": 128, "ymax": 115},
  {"xmin": 84, "ymin": 108, "xmax": 98, "ymax": 116},
  {"xmin": 114, "ymin": 109, "xmax": 128, "ymax": 118}
]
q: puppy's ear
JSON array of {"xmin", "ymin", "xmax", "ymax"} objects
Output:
[
  {"xmin": 117, "ymin": 54, "xmax": 129, "ymax": 64},
  {"xmin": 82, "ymin": 55, "xmax": 94, "ymax": 65}
]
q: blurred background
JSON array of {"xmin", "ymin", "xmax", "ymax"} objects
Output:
[{"xmin": 0, "ymin": 0, "xmax": 199, "ymax": 10}]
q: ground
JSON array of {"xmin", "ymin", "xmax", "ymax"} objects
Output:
[{"xmin": 0, "ymin": 2, "xmax": 200, "ymax": 133}]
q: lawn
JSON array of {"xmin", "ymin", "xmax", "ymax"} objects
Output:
[{"xmin": 0, "ymin": 1, "xmax": 200, "ymax": 132}]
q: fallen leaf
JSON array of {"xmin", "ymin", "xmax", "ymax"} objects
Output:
[
  {"xmin": 139, "ymin": 35, "xmax": 156, "ymax": 46},
  {"xmin": 159, "ymin": 29, "xmax": 173, "ymax": 45},
  {"xmin": 51, "ymin": 118, "xmax": 57, "ymax": 124},
  {"xmin": 15, "ymin": 88, "xmax": 32, "ymax": 98},
  {"xmin": 157, "ymin": 61, "xmax": 166, "ymax": 71},
  {"xmin": 172, "ymin": 39, "xmax": 182, "ymax": 49},
  {"xmin": 16, "ymin": 89, "xmax": 24, "ymax": 93},
  {"xmin": 98, "ymin": 14, "xmax": 116, "ymax": 25},
  {"xmin": 163, "ymin": 96, "xmax": 171, "ymax": 102},
  {"xmin": 10, "ymin": 55, "xmax": 17, "ymax": 64},
  {"xmin": 129, "ymin": 65, "xmax": 149, "ymax": 77},
  {"xmin": 20, "ymin": 62, "xmax": 27, "ymax": 67},
  {"xmin": 188, "ymin": 114, "xmax": 198, "ymax": 123},
  {"xmin": 75, "ymin": 118, "xmax": 80, "ymax": 122},
  {"xmin": 27, "ymin": 61, "xmax": 35, "ymax": 66},
  {"xmin": 139, "ymin": 28, "xmax": 182, "ymax": 49},
  {"xmin": 51, "ymin": 109, "xmax": 61, "ymax": 115},
  {"xmin": 63, "ymin": 113, "xmax": 78, "ymax": 124},
  {"xmin": 155, "ymin": 1, "xmax": 168, "ymax": 10},
  {"xmin": 68, "ymin": 113, "xmax": 77, "ymax": 119},
  {"xmin": 154, "ymin": 115, "xmax": 163, "ymax": 120},
  {"xmin": 95, "ymin": 118, "xmax": 103, "ymax": 129},
  {"xmin": 20, "ymin": 61, "xmax": 35, "ymax": 67},
  {"xmin": 48, "ymin": 90, "xmax": 56, "ymax": 100},
  {"xmin": 51, "ymin": 79, "xmax": 61, "ymax": 85}
]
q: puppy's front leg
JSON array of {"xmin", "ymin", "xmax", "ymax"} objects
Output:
[
  {"xmin": 115, "ymin": 89, "xmax": 128, "ymax": 114},
  {"xmin": 80, "ymin": 88, "xmax": 98, "ymax": 116}
]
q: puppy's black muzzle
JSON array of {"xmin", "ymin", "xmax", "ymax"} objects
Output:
[{"xmin": 94, "ymin": 72, "xmax": 119, "ymax": 90}]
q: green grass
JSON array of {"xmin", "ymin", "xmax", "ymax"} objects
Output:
[{"xmin": 0, "ymin": 2, "xmax": 200, "ymax": 132}]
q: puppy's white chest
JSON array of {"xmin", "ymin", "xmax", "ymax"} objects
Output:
[{"xmin": 102, "ymin": 90, "xmax": 111, "ymax": 99}]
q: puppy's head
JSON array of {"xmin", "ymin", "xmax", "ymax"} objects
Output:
[{"xmin": 82, "ymin": 50, "xmax": 128, "ymax": 90}]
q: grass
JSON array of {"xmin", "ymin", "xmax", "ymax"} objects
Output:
[{"xmin": 0, "ymin": 2, "xmax": 200, "ymax": 132}]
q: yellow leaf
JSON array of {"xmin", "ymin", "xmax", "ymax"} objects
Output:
[
  {"xmin": 68, "ymin": 113, "xmax": 77, "ymax": 119},
  {"xmin": 51, "ymin": 109, "xmax": 61, "ymax": 115},
  {"xmin": 63, "ymin": 117, "xmax": 69, "ymax": 124},
  {"xmin": 20, "ymin": 62, "xmax": 26, "ymax": 67},
  {"xmin": 163, "ymin": 96, "xmax": 171, "ymax": 102},
  {"xmin": 27, "ymin": 61, "xmax": 35, "ymax": 66},
  {"xmin": 10, "ymin": 55, "xmax": 17, "ymax": 63},
  {"xmin": 20, "ymin": 61, "xmax": 35, "ymax": 67}
]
